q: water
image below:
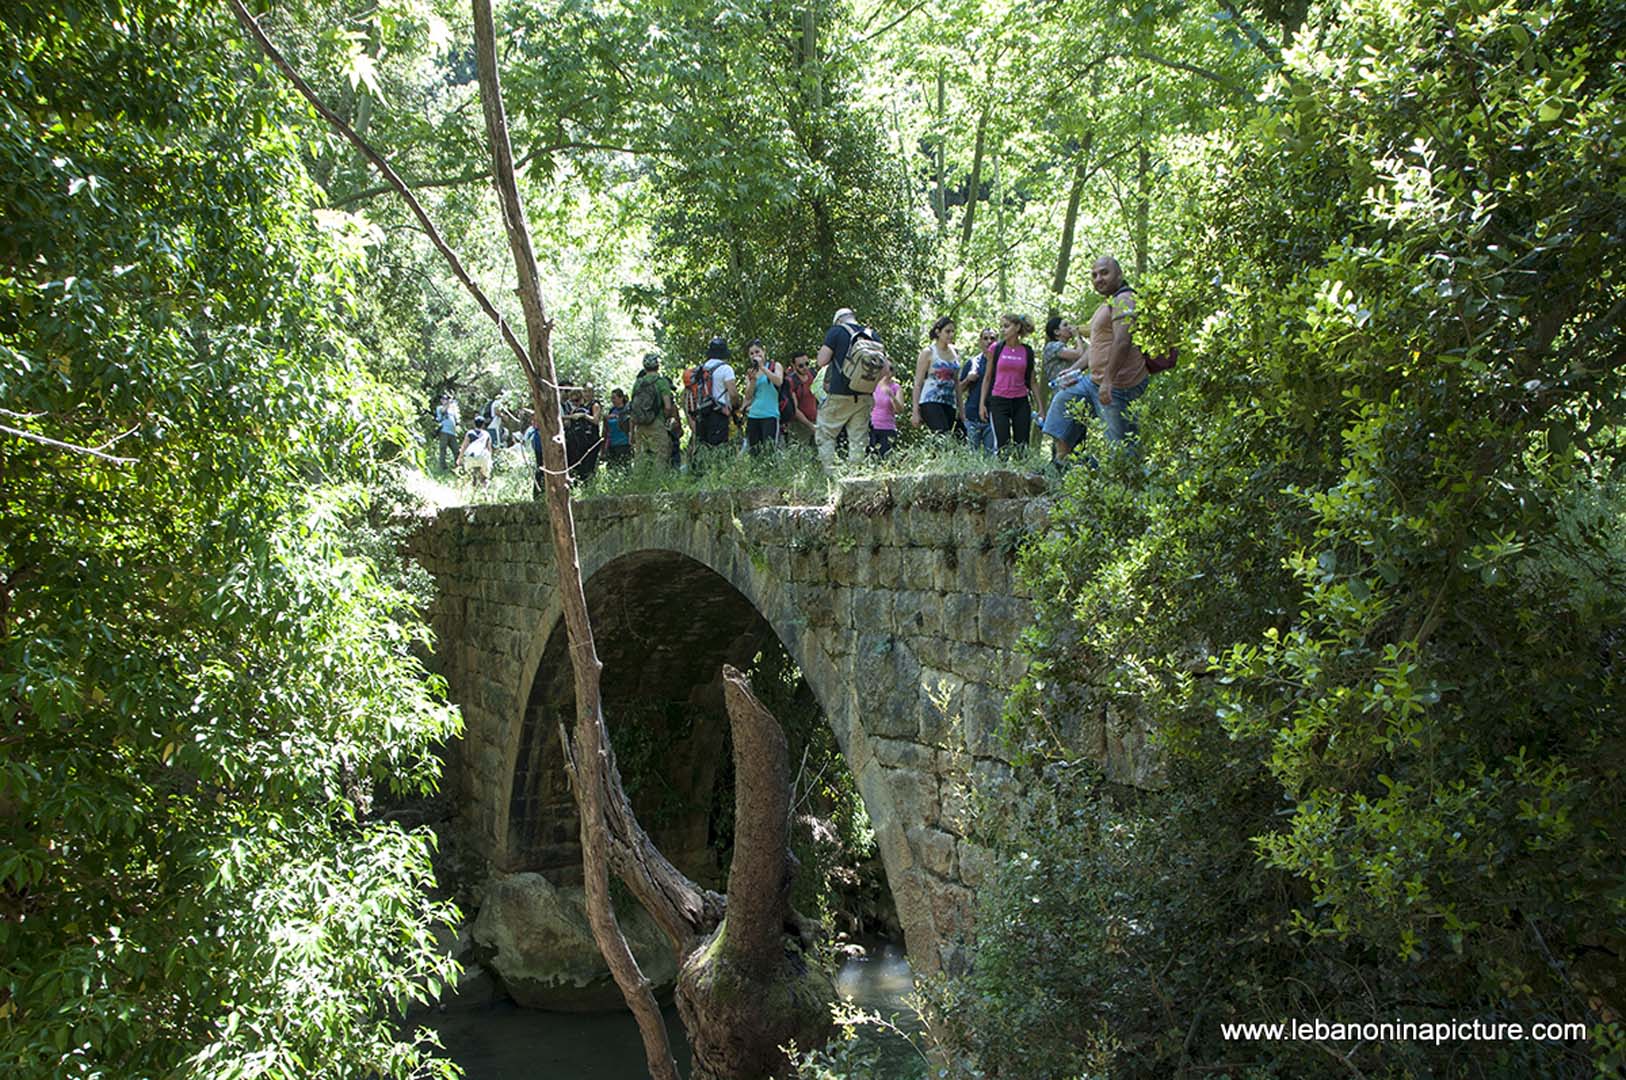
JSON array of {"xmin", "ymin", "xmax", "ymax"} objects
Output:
[
  {"xmin": 424, "ymin": 999, "xmax": 693, "ymax": 1079},
  {"xmin": 422, "ymin": 948, "xmax": 922, "ymax": 1079}
]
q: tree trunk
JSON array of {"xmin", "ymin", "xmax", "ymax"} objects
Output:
[
  {"xmin": 230, "ymin": 9, "xmax": 827, "ymax": 1077},
  {"xmin": 800, "ymin": 7, "xmax": 821, "ymax": 112},
  {"xmin": 934, "ymin": 61, "xmax": 947, "ymax": 300},
  {"xmin": 994, "ymin": 148, "xmax": 1007, "ymax": 305},
  {"xmin": 677, "ymin": 667, "xmax": 834, "ymax": 1080},
  {"xmin": 959, "ymin": 102, "xmax": 989, "ymax": 251},
  {"xmin": 469, "ymin": 3, "xmax": 680, "ymax": 1077},
  {"xmin": 1134, "ymin": 136, "xmax": 1150, "ymax": 278},
  {"xmin": 933, "ymin": 62, "xmax": 946, "ymax": 232},
  {"xmin": 1052, "ymin": 133, "xmax": 1093, "ymax": 301}
]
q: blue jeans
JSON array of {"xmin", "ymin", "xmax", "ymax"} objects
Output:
[
  {"xmin": 1044, "ymin": 375, "xmax": 1148, "ymax": 451},
  {"xmin": 963, "ymin": 417, "xmax": 995, "ymax": 453},
  {"xmin": 1041, "ymin": 377, "xmax": 1098, "ymax": 446},
  {"xmin": 1090, "ymin": 374, "xmax": 1149, "ymax": 445}
]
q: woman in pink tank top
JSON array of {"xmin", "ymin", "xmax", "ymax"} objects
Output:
[
  {"xmin": 978, "ymin": 313, "xmax": 1042, "ymax": 454},
  {"xmin": 868, "ymin": 362, "xmax": 903, "ymax": 459}
]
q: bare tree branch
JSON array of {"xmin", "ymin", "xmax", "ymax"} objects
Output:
[
  {"xmin": 225, "ymin": 0, "xmax": 534, "ymax": 378},
  {"xmin": 328, "ymin": 140, "xmax": 662, "ymax": 208},
  {"xmin": 1216, "ymin": 0, "xmax": 1286, "ymax": 69},
  {"xmin": 468, "ymin": 0, "xmax": 680, "ymax": 1075},
  {"xmin": 0, "ymin": 423, "xmax": 137, "ymax": 464}
]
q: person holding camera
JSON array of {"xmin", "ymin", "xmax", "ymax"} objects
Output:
[{"xmin": 740, "ymin": 339, "xmax": 784, "ymax": 456}]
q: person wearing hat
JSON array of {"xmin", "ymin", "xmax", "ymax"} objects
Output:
[
  {"xmin": 814, "ymin": 308, "xmax": 879, "ymax": 473},
  {"xmin": 695, "ymin": 336, "xmax": 737, "ymax": 452},
  {"xmin": 628, "ymin": 352, "xmax": 678, "ymax": 470}
]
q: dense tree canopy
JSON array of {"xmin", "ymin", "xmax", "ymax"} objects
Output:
[
  {"xmin": 2, "ymin": 3, "xmax": 459, "ymax": 1076},
  {"xmin": 3, "ymin": 0, "xmax": 1622, "ymax": 1074}
]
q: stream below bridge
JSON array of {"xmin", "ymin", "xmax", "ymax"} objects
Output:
[{"xmin": 422, "ymin": 946, "xmax": 924, "ymax": 1079}]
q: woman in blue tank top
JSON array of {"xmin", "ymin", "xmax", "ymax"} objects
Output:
[{"xmin": 742, "ymin": 339, "xmax": 784, "ymax": 456}]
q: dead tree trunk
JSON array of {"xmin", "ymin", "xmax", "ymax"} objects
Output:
[
  {"xmin": 230, "ymin": 9, "xmax": 831, "ymax": 1078},
  {"xmin": 467, "ymin": 3, "xmax": 680, "ymax": 1075},
  {"xmin": 959, "ymin": 102, "xmax": 989, "ymax": 251},
  {"xmin": 677, "ymin": 667, "xmax": 835, "ymax": 1080}
]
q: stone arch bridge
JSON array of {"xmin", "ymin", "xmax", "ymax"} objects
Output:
[{"xmin": 409, "ymin": 471, "xmax": 1154, "ymax": 973}]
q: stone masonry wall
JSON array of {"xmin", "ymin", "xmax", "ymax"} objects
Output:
[{"xmin": 408, "ymin": 469, "xmax": 1154, "ymax": 974}]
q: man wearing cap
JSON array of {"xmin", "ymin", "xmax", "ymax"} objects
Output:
[
  {"xmin": 814, "ymin": 307, "xmax": 877, "ymax": 473},
  {"xmin": 628, "ymin": 352, "xmax": 677, "ymax": 470}
]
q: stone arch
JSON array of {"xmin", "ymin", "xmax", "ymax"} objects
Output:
[{"xmin": 496, "ymin": 538, "xmax": 936, "ymax": 963}]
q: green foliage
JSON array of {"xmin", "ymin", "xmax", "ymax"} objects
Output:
[
  {"xmin": 1, "ymin": 3, "xmax": 461, "ymax": 1076},
  {"xmin": 973, "ymin": 0, "xmax": 1626, "ymax": 1076}
]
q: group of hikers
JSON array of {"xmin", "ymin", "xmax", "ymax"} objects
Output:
[{"xmin": 434, "ymin": 255, "xmax": 1174, "ymax": 488}]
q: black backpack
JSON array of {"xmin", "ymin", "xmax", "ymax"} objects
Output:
[{"xmin": 777, "ymin": 369, "xmax": 796, "ymax": 422}]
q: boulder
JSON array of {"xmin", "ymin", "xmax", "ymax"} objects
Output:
[{"xmin": 471, "ymin": 872, "xmax": 678, "ymax": 1011}]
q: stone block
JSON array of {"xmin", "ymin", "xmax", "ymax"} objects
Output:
[
  {"xmin": 944, "ymin": 642, "xmax": 1002, "ymax": 687},
  {"xmin": 852, "ymin": 634, "xmax": 923, "ymax": 739},
  {"xmin": 1103, "ymin": 704, "xmax": 1167, "ymax": 790},
  {"xmin": 977, "ymin": 551, "xmax": 1014, "ymax": 595},
  {"xmin": 994, "ymin": 647, "xmax": 1032, "ymax": 690},
  {"xmin": 830, "ymin": 586, "xmax": 856, "ymax": 628},
  {"xmin": 942, "ymin": 592, "xmax": 980, "ymax": 644},
  {"xmin": 959, "ymin": 681, "xmax": 1007, "ymax": 758},
  {"xmin": 948, "ymin": 506, "xmax": 981, "ymax": 548},
  {"xmin": 872, "ymin": 737, "xmax": 934, "ymax": 770},
  {"xmin": 916, "ymin": 666, "xmax": 966, "ymax": 748},
  {"xmin": 906, "ymin": 825, "xmax": 958, "ymax": 879},
  {"xmin": 898, "ymin": 591, "xmax": 948, "ymax": 639},
  {"xmin": 792, "ymin": 546, "xmax": 830, "ymax": 583},
  {"xmin": 882, "ymin": 765, "xmax": 940, "ymax": 823},
  {"xmin": 908, "ymin": 633, "xmax": 952, "ymax": 674},
  {"xmin": 871, "ymin": 545, "xmax": 901, "ymax": 587},
  {"xmin": 926, "ymin": 880, "xmax": 976, "ymax": 947},
  {"xmin": 972, "ymin": 759, "xmax": 1016, "ymax": 805},
  {"xmin": 978, "ymin": 594, "xmax": 1030, "ymax": 650},
  {"xmin": 927, "ymin": 552, "xmax": 961, "ymax": 593},
  {"xmin": 957, "ymin": 840, "xmax": 998, "ymax": 889},
  {"xmin": 937, "ymin": 762, "xmax": 978, "ymax": 836},
  {"xmin": 954, "ymin": 549, "xmax": 984, "ymax": 595},
  {"xmin": 827, "ymin": 544, "xmax": 859, "ymax": 587},
  {"xmin": 471, "ymin": 873, "xmax": 677, "ymax": 1011}
]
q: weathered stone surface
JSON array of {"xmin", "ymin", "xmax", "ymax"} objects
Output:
[
  {"xmin": 884, "ymin": 766, "xmax": 940, "ymax": 823},
  {"xmin": 872, "ymin": 737, "xmax": 935, "ymax": 770},
  {"xmin": 907, "ymin": 825, "xmax": 958, "ymax": 879},
  {"xmin": 1104, "ymin": 705, "xmax": 1167, "ymax": 789},
  {"xmin": 978, "ymin": 594, "xmax": 1030, "ymax": 650},
  {"xmin": 410, "ymin": 472, "xmax": 1163, "ymax": 982},
  {"xmin": 470, "ymin": 873, "xmax": 678, "ymax": 1011},
  {"xmin": 956, "ymin": 840, "xmax": 998, "ymax": 889},
  {"xmin": 938, "ymin": 771, "xmax": 974, "ymax": 836}
]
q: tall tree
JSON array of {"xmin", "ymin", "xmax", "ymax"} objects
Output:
[{"xmin": 0, "ymin": 3, "xmax": 461, "ymax": 1076}]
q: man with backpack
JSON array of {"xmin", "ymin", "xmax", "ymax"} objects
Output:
[
  {"xmin": 686, "ymin": 337, "xmax": 737, "ymax": 455},
  {"xmin": 628, "ymin": 352, "xmax": 677, "ymax": 470},
  {"xmin": 814, "ymin": 308, "xmax": 886, "ymax": 474}
]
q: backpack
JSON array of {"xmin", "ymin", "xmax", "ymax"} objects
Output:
[
  {"xmin": 777, "ymin": 370, "xmax": 797, "ymax": 422},
  {"xmin": 684, "ymin": 360, "xmax": 723, "ymax": 416},
  {"xmin": 629, "ymin": 372, "xmax": 669, "ymax": 425},
  {"xmin": 839, "ymin": 326, "xmax": 887, "ymax": 395}
]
